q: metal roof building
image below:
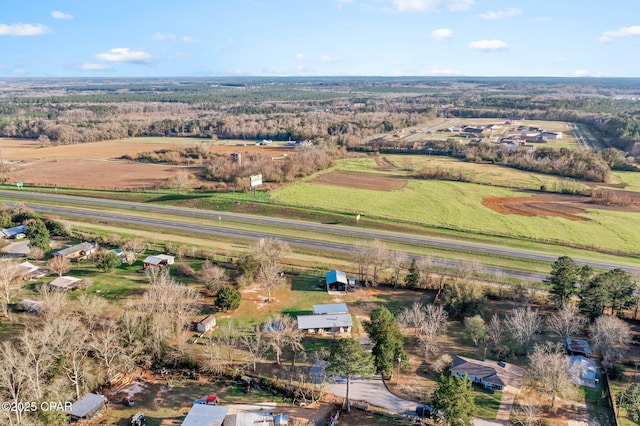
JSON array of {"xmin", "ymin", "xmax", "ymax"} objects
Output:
[
  {"xmin": 297, "ymin": 313, "xmax": 352, "ymax": 334},
  {"xmin": 182, "ymin": 404, "xmax": 228, "ymax": 426},
  {"xmin": 313, "ymin": 303, "xmax": 349, "ymax": 315},
  {"xmin": 68, "ymin": 393, "xmax": 107, "ymax": 421}
]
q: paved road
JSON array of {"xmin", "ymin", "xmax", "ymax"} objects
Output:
[
  {"xmin": 3, "ymin": 190, "xmax": 640, "ymax": 279},
  {"xmin": 325, "ymin": 376, "xmax": 418, "ymax": 415}
]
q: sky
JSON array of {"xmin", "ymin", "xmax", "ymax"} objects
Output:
[{"xmin": 1, "ymin": 0, "xmax": 639, "ymax": 78}]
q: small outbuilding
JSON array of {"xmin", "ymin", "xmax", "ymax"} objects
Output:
[
  {"xmin": 0, "ymin": 224, "xmax": 27, "ymax": 239},
  {"xmin": 181, "ymin": 404, "xmax": 228, "ymax": 426},
  {"xmin": 48, "ymin": 276, "xmax": 83, "ymax": 292},
  {"xmin": 197, "ymin": 315, "xmax": 217, "ymax": 333},
  {"xmin": 566, "ymin": 338, "xmax": 592, "ymax": 357},
  {"xmin": 17, "ymin": 299, "xmax": 44, "ymax": 314},
  {"xmin": 325, "ymin": 270, "xmax": 348, "ymax": 294},
  {"xmin": 143, "ymin": 254, "xmax": 175, "ymax": 269},
  {"xmin": 68, "ymin": 393, "xmax": 107, "ymax": 421},
  {"xmin": 568, "ymin": 355, "xmax": 599, "ymax": 388},
  {"xmin": 17, "ymin": 261, "xmax": 48, "ymax": 280}
]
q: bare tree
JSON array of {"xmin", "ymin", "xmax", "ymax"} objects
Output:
[
  {"xmin": 547, "ymin": 303, "xmax": 586, "ymax": 341},
  {"xmin": 528, "ymin": 342, "xmax": 574, "ymax": 412},
  {"xmin": 351, "ymin": 242, "xmax": 373, "ymax": 285},
  {"xmin": 387, "ymin": 251, "xmax": 408, "ymax": 289},
  {"xmin": 398, "ymin": 301, "xmax": 427, "ymax": 336},
  {"xmin": 142, "ymin": 273, "xmax": 202, "ymax": 334},
  {"xmin": 418, "ymin": 256, "xmax": 434, "ymax": 289},
  {"xmin": 486, "ymin": 314, "xmax": 504, "ymax": 352},
  {"xmin": 201, "ymin": 335, "xmax": 224, "ymax": 375},
  {"xmin": 511, "ymin": 398, "xmax": 543, "ymax": 426},
  {"xmin": 28, "ymin": 246, "xmax": 45, "ymax": 260},
  {"xmin": 46, "ymin": 256, "xmax": 71, "ymax": 277},
  {"xmin": 217, "ymin": 320, "xmax": 240, "ymax": 365},
  {"xmin": 505, "ymin": 307, "xmax": 541, "ymax": 355},
  {"xmin": 122, "ymin": 238, "xmax": 147, "ymax": 265},
  {"xmin": 369, "ymin": 239, "xmax": 388, "ymax": 287},
  {"xmin": 252, "ymin": 238, "xmax": 291, "ymax": 272},
  {"xmin": 241, "ymin": 325, "xmax": 269, "ymax": 372},
  {"xmin": 264, "ymin": 314, "xmax": 296, "ymax": 364},
  {"xmin": 257, "ymin": 263, "xmax": 284, "ymax": 303},
  {"xmin": 201, "ymin": 261, "xmax": 229, "ymax": 293},
  {"xmin": 0, "ymin": 340, "xmax": 32, "ymax": 424},
  {"xmin": 590, "ymin": 315, "xmax": 631, "ymax": 367},
  {"xmin": 90, "ymin": 324, "xmax": 133, "ymax": 384},
  {"xmin": 417, "ymin": 304, "xmax": 448, "ymax": 357},
  {"xmin": 76, "ymin": 294, "xmax": 109, "ymax": 331},
  {"xmin": 58, "ymin": 316, "xmax": 90, "ymax": 400},
  {"xmin": 19, "ymin": 328, "xmax": 53, "ymax": 401},
  {"xmin": 0, "ymin": 259, "xmax": 21, "ymax": 316}
]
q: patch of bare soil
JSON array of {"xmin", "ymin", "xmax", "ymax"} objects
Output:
[
  {"xmin": 483, "ymin": 192, "xmax": 640, "ymax": 220},
  {"xmin": 313, "ymin": 171, "xmax": 407, "ymax": 191},
  {"xmin": 374, "ymin": 156, "xmax": 401, "ymax": 172}
]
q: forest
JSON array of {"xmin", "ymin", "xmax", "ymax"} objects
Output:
[{"xmin": 1, "ymin": 77, "xmax": 639, "ymax": 154}]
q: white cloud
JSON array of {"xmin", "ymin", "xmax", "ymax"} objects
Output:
[
  {"xmin": 294, "ymin": 53, "xmax": 306, "ymax": 61},
  {"xmin": 153, "ymin": 33, "xmax": 175, "ymax": 41},
  {"xmin": 598, "ymin": 25, "xmax": 640, "ymax": 43},
  {"xmin": 79, "ymin": 63, "xmax": 111, "ymax": 71},
  {"xmin": 392, "ymin": 0, "xmax": 474, "ymax": 12},
  {"xmin": 95, "ymin": 48, "xmax": 153, "ymax": 64},
  {"xmin": 431, "ymin": 28, "xmax": 453, "ymax": 40},
  {"xmin": 12, "ymin": 69, "xmax": 26, "ymax": 75},
  {"xmin": 0, "ymin": 23, "xmax": 50, "ymax": 36},
  {"xmin": 182, "ymin": 36, "xmax": 200, "ymax": 44},
  {"xmin": 320, "ymin": 55, "xmax": 339, "ymax": 63},
  {"xmin": 574, "ymin": 70, "xmax": 589, "ymax": 77},
  {"xmin": 468, "ymin": 39, "xmax": 509, "ymax": 51},
  {"xmin": 421, "ymin": 65, "xmax": 463, "ymax": 75},
  {"xmin": 51, "ymin": 11, "xmax": 73, "ymax": 20},
  {"xmin": 480, "ymin": 8, "xmax": 522, "ymax": 20}
]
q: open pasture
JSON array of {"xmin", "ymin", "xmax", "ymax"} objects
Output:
[{"xmin": 271, "ymin": 158, "xmax": 640, "ymax": 254}]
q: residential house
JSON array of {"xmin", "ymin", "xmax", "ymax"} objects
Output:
[
  {"xmin": 297, "ymin": 312, "xmax": 353, "ymax": 335},
  {"xmin": 566, "ymin": 338, "xmax": 592, "ymax": 357},
  {"xmin": 142, "ymin": 254, "xmax": 175, "ymax": 269},
  {"xmin": 450, "ymin": 356, "xmax": 525, "ymax": 393},
  {"xmin": 567, "ymin": 355, "xmax": 598, "ymax": 388},
  {"xmin": 197, "ymin": 315, "xmax": 217, "ymax": 333},
  {"xmin": 48, "ymin": 276, "xmax": 83, "ymax": 292},
  {"xmin": 542, "ymin": 131, "xmax": 563, "ymax": 139},
  {"xmin": 181, "ymin": 404, "xmax": 228, "ymax": 426},
  {"xmin": 54, "ymin": 242, "xmax": 98, "ymax": 260},
  {"xmin": 68, "ymin": 393, "xmax": 107, "ymax": 421}
]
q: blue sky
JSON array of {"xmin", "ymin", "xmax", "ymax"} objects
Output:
[{"xmin": 1, "ymin": 0, "xmax": 639, "ymax": 77}]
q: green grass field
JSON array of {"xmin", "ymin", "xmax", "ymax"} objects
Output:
[{"xmin": 271, "ymin": 168, "xmax": 640, "ymax": 254}]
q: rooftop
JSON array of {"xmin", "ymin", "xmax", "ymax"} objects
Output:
[
  {"xmin": 182, "ymin": 404, "xmax": 228, "ymax": 426},
  {"xmin": 54, "ymin": 242, "xmax": 96, "ymax": 257},
  {"xmin": 451, "ymin": 356, "xmax": 525, "ymax": 390},
  {"xmin": 566, "ymin": 338, "xmax": 592, "ymax": 355},
  {"xmin": 297, "ymin": 313, "xmax": 353, "ymax": 330},
  {"xmin": 69, "ymin": 393, "xmax": 107, "ymax": 419},
  {"xmin": 313, "ymin": 303, "xmax": 349, "ymax": 315},
  {"xmin": 326, "ymin": 269, "xmax": 347, "ymax": 285}
]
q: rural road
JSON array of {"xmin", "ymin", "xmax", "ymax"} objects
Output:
[{"xmin": 2, "ymin": 190, "xmax": 640, "ymax": 280}]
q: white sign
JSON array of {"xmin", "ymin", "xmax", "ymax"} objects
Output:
[{"xmin": 250, "ymin": 174, "xmax": 263, "ymax": 187}]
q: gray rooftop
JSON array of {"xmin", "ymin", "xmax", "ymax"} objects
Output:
[
  {"xmin": 69, "ymin": 393, "xmax": 107, "ymax": 419},
  {"xmin": 297, "ymin": 313, "xmax": 352, "ymax": 330},
  {"xmin": 54, "ymin": 242, "xmax": 95, "ymax": 257},
  {"xmin": 313, "ymin": 303, "xmax": 349, "ymax": 315},
  {"xmin": 450, "ymin": 356, "xmax": 525, "ymax": 389},
  {"xmin": 182, "ymin": 404, "xmax": 228, "ymax": 426}
]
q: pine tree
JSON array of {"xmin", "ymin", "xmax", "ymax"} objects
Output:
[
  {"xmin": 405, "ymin": 259, "xmax": 419, "ymax": 288},
  {"xmin": 363, "ymin": 305, "xmax": 407, "ymax": 377},
  {"xmin": 327, "ymin": 338, "xmax": 374, "ymax": 413},
  {"xmin": 546, "ymin": 256, "xmax": 579, "ymax": 308},
  {"xmin": 431, "ymin": 374, "xmax": 476, "ymax": 426},
  {"xmin": 25, "ymin": 219, "xmax": 50, "ymax": 253}
]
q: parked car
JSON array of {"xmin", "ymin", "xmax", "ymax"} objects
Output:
[{"xmin": 416, "ymin": 405, "xmax": 432, "ymax": 418}]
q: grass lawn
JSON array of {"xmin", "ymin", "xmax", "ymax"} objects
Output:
[{"xmin": 474, "ymin": 387, "xmax": 502, "ymax": 420}]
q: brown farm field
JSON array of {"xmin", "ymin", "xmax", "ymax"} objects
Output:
[{"xmin": 0, "ymin": 137, "xmax": 295, "ymax": 190}]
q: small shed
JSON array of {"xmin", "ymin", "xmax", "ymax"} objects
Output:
[
  {"xmin": 568, "ymin": 355, "xmax": 598, "ymax": 388},
  {"xmin": 143, "ymin": 254, "xmax": 175, "ymax": 269},
  {"xmin": 182, "ymin": 404, "xmax": 228, "ymax": 426},
  {"xmin": 17, "ymin": 261, "xmax": 48, "ymax": 280},
  {"xmin": 68, "ymin": 393, "xmax": 107, "ymax": 421},
  {"xmin": 197, "ymin": 315, "xmax": 217, "ymax": 333},
  {"xmin": 325, "ymin": 270, "xmax": 348, "ymax": 293},
  {"xmin": 566, "ymin": 338, "xmax": 592, "ymax": 357},
  {"xmin": 48, "ymin": 276, "xmax": 83, "ymax": 292},
  {"xmin": 0, "ymin": 224, "xmax": 27, "ymax": 239}
]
